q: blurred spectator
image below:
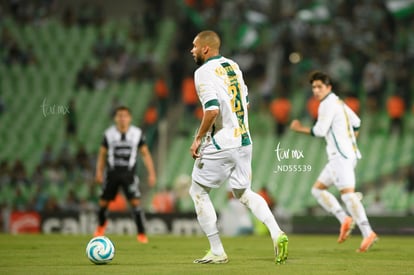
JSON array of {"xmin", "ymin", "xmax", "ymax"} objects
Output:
[
  {"xmin": 129, "ymin": 11, "xmax": 144, "ymax": 42},
  {"xmin": 168, "ymin": 50, "xmax": 186, "ymax": 102},
  {"xmin": 154, "ymin": 76, "xmax": 169, "ymax": 118},
  {"xmin": 0, "ymin": 96, "xmax": 5, "ymax": 115},
  {"xmin": 61, "ymin": 190, "xmax": 80, "ymax": 212},
  {"xmin": 75, "ymin": 145, "xmax": 90, "ymax": 171},
  {"xmin": 269, "ymin": 95, "xmax": 291, "ymax": 136},
  {"xmin": 31, "ymin": 165, "xmax": 45, "ymax": 187},
  {"xmin": 362, "ymin": 58, "xmax": 386, "ymax": 112},
  {"xmin": 143, "ymin": 102, "xmax": 158, "ymax": 150},
  {"xmin": 93, "ymin": 61, "xmax": 109, "ymax": 91},
  {"xmin": 143, "ymin": 1, "xmax": 159, "ymax": 39},
  {"xmin": 307, "ymin": 96, "xmax": 319, "ymax": 123},
  {"xmin": 194, "ymin": 106, "xmax": 203, "ymax": 121},
  {"xmin": 44, "ymin": 162, "xmax": 65, "ymax": 184},
  {"xmin": 327, "ymin": 48, "xmax": 353, "ymax": 94},
  {"xmin": 344, "ymin": 95, "xmax": 360, "ymax": 115},
  {"xmin": 258, "ymin": 187, "xmax": 274, "ymax": 208},
  {"xmin": 1, "ymin": 28, "xmax": 37, "ymax": 66},
  {"xmin": 40, "ymin": 144, "xmax": 54, "ymax": 168},
  {"xmin": 62, "ymin": 6, "xmax": 76, "ymax": 28},
  {"xmin": 65, "ymin": 99, "xmax": 77, "ymax": 139},
  {"xmin": 366, "ymin": 194, "xmax": 388, "ymax": 216},
  {"xmin": 0, "ymin": 161, "xmax": 10, "ymax": 186},
  {"xmin": 151, "ymin": 187, "xmax": 175, "ymax": 213},
  {"xmin": 44, "ymin": 196, "xmax": 60, "ymax": 213},
  {"xmin": 181, "ymin": 75, "xmax": 198, "ymax": 117},
  {"xmin": 75, "ymin": 63, "xmax": 94, "ymax": 91},
  {"xmin": 93, "ymin": 32, "xmax": 108, "ymax": 59},
  {"xmin": 12, "ymin": 187, "xmax": 28, "ymax": 211},
  {"xmin": 386, "ymin": 94, "xmax": 405, "ymax": 135},
  {"xmin": 77, "ymin": 2, "xmax": 104, "ymax": 27},
  {"xmin": 10, "ymin": 160, "xmax": 28, "ymax": 185},
  {"xmin": 143, "ymin": 103, "xmax": 158, "ymax": 128},
  {"xmin": 406, "ymin": 164, "xmax": 414, "ymax": 194}
]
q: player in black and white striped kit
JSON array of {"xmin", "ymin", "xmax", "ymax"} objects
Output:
[{"xmin": 94, "ymin": 106, "xmax": 156, "ymax": 243}]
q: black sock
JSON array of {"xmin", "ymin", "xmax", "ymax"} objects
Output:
[
  {"xmin": 98, "ymin": 207, "xmax": 108, "ymax": 226},
  {"xmin": 133, "ymin": 206, "xmax": 145, "ymax": 234}
]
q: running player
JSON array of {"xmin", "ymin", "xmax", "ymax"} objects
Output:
[
  {"xmin": 94, "ymin": 106, "xmax": 156, "ymax": 243},
  {"xmin": 290, "ymin": 71, "xmax": 378, "ymax": 252},
  {"xmin": 189, "ymin": 30, "xmax": 288, "ymax": 264}
]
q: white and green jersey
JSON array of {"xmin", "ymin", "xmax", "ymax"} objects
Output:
[
  {"xmin": 194, "ymin": 55, "xmax": 252, "ymax": 150},
  {"xmin": 311, "ymin": 92, "xmax": 361, "ymax": 160}
]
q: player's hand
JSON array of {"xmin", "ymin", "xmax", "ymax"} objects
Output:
[
  {"xmin": 290, "ymin": 119, "xmax": 302, "ymax": 132},
  {"xmin": 95, "ymin": 172, "xmax": 104, "ymax": 184},
  {"xmin": 190, "ymin": 137, "xmax": 202, "ymax": 159},
  {"xmin": 148, "ymin": 173, "xmax": 156, "ymax": 187}
]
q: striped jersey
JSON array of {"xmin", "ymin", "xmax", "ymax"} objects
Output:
[
  {"xmin": 102, "ymin": 125, "xmax": 146, "ymax": 171},
  {"xmin": 311, "ymin": 93, "xmax": 361, "ymax": 160},
  {"xmin": 194, "ymin": 55, "xmax": 252, "ymax": 150}
]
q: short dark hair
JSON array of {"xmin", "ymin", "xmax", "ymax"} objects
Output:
[
  {"xmin": 114, "ymin": 106, "xmax": 131, "ymax": 116},
  {"xmin": 309, "ymin": 71, "xmax": 332, "ymax": 86}
]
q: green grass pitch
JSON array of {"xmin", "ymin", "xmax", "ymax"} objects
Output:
[{"xmin": 0, "ymin": 234, "xmax": 413, "ymax": 274}]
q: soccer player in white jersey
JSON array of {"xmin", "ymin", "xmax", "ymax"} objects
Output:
[
  {"xmin": 290, "ymin": 71, "xmax": 378, "ymax": 252},
  {"xmin": 188, "ymin": 30, "xmax": 288, "ymax": 264}
]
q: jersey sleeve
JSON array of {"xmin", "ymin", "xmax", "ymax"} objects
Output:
[
  {"xmin": 194, "ymin": 69, "xmax": 219, "ymax": 111},
  {"xmin": 138, "ymin": 132, "xmax": 146, "ymax": 148},
  {"xmin": 311, "ymin": 101, "xmax": 335, "ymax": 137},
  {"xmin": 101, "ymin": 135, "xmax": 109, "ymax": 148}
]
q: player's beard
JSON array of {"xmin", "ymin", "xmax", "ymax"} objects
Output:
[{"xmin": 194, "ymin": 53, "xmax": 204, "ymax": 66}]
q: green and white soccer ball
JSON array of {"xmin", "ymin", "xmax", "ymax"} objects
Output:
[{"xmin": 86, "ymin": 236, "xmax": 115, "ymax": 264}]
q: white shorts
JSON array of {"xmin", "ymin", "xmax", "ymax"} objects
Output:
[
  {"xmin": 317, "ymin": 156, "xmax": 357, "ymax": 190},
  {"xmin": 191, "ymin": 143, "xmax": 252, "ymax": 189}
]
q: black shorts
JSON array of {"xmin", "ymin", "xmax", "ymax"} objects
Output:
[{"xmin": 101, "ymin": 170, "xmax": 141, "ymax": 201}]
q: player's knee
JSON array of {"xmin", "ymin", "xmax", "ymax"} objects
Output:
[
  {"xmin": 341, "ymin": 192, "xmax": 358, "ymax": 203},
  {"xmin": 311, "ymin": 187, "xmax": 322, "ymax": 198},
  {"xmin": 189, "ymin": 180, "xmax": 205, "ymax": 198}
]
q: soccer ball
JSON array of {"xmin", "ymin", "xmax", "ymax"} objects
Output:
[{"xmin": 86, "ymin": 236, "xmax": 115, "ymax": 264}]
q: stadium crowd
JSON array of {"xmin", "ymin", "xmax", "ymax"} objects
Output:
[{"xmin": 0, "ymin": 0, "xmax": 413, "ymax": 220}]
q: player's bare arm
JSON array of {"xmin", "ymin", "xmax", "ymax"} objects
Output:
[
  {"xmin": 290, "ymin": 119, "xmax": 311, "ymax": 135},
  {"xmin": 190, "ymin": 109, "xmax": 219, "ymax": 159},
  {"xmin": 95, "ymin": 146, "xmax": 107, "ymax": 184},
  {"xmin": 139, "ymin": 144, "xmax": 156, "ymax": 187}
]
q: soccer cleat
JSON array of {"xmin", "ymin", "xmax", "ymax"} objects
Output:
[
  {"xmin": 338, "ymin": 216, "xmax": 355, "ymax": 243},
  {"xmin": 137, "ymin": 233, "xmax": 149, "ymax": 244},
  {"xmin": 193, "ymin": 250, "xmax": 228, "ymax": 264},
  {"xmin": 274, "ymin": 233, "xmax": 289, "ymax": 265},
  {"xmin": 93, "ymin": 222, "xmax": 107, "ymax": 237},
  {"xmin": 357, "ymin": 232, "xmax": 378, "ymax": 252}
]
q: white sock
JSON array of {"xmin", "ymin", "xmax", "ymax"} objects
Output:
[
  {"xmin": 238, "ymin": 189, "xmax": 282, "ymax": 240},
  {"xmin": 341, "ymin": 192, "xmax": 373, "ymax": 238},
  {"xmin": 312, "ymin": 188, "xmax": 348, "ymax": 224},
  {"xmin": 189, "ymin": 181, "xmax": 224, "ymax": 255}
]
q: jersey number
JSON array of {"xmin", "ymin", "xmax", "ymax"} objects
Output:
[{"xmin": 229, "ymin": 84, "xmax": 242, "ymax": 113}]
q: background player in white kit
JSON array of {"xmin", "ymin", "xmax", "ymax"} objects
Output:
[
  {"xmin": 189, "ymin": 30, "xmax": 288, "ymax": 264},
  {"xmin": 290, "ymin": 71, "xmax": 378, "ymax": 252}
]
